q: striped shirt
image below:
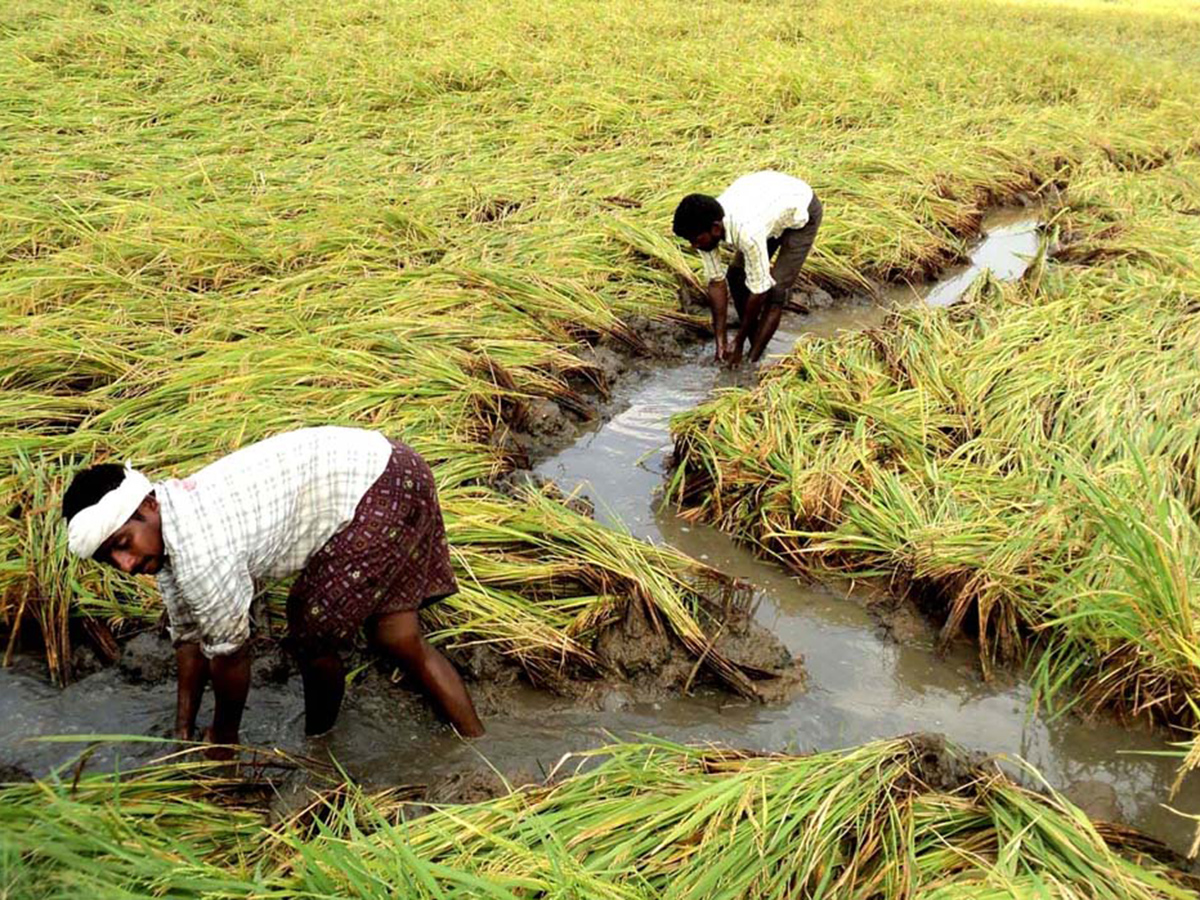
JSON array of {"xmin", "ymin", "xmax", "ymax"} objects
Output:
[
  {"xmin": 699, "ymin": 171, "xmax": 814, "ymax": 294},
  {"xmin": 155, "ymin": 427, "xmax": 392, "ymax": 657}
]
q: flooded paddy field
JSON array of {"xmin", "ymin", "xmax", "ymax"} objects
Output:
[
  {"xmin": 5, "ymin": 0, "xmax": 1200, "ymax": 894},
  {"xmin": 6, "ymin": 211, "xmax": 1198, "ymax": 857}
]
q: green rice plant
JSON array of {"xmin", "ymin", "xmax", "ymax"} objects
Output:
[
  {"xmin": 668, "ymin": 157, "xmax": 1200, "ymax": 735},
  {"xmin": 4, "ymin": 737, "xmax": 1196, "ymax": 898},
  {"xmin": 1030, "ymin": 457, "xmax": 1200, "ymax": 725}
]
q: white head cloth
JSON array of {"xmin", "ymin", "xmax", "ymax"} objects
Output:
[{"xmin": 67, "ymin": 463, "xmax": 153, "ymax": 559}]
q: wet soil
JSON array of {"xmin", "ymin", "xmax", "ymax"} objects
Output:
[
  {"xmin": 504, "ymin": 313, "xmax": 706, "ymax": 463},
  {"xmin": 3, "ymin": 209, "xmax": 1198, "ymax": 858},
  {"xmin": 590, "ymin": 594, "xmax": 803, "ymax": 704}
]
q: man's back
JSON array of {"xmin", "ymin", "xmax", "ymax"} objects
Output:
[
  {"xmin": 160, "ymin": 426, "xmax": 391, "ymax": 582},
  {"xmin": 717, "ymin": 171, "xmax": 814, "ymax": 241}
]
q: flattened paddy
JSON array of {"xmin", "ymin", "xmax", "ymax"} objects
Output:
[{"xmin": 7, "ymin": 211, "xmax": 1196, "ymax": 855}]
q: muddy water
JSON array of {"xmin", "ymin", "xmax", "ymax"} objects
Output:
[
  {"xmin": 2, "ymin": 210, "xmax": 1196, "ymax": 854},
  {"xmin": 534, "ymin": 209, "xmax": 1199, "ymax": 854}
]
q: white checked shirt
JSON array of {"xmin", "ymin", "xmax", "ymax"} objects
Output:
[
  {"xmin": 155, "ymin": 427, "xmax": 392, "ymax": 657},
  {"xmin": 699, "ymin": 171, "xmax": 814, "ymax": 294}
]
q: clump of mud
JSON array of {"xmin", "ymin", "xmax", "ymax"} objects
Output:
[
  {"xmin": 117, "ymin": 632, "xmax": 176, "ymax": 684},
  {"xmin": 0, "ymin": 762, "xmax": 34, "ymax": 783},
  {"xmin": 594, "ymin": 600, "xmax": 694, "ymax": 688},
  {"xmin": 422, "ymin": 767, "xmax": 541, "ymax": 806},
  {"xmin": 70, "ymin": 644, "xmax": 106, "ymax": 680},
  {"xmin": 903, "ymin": 733, "xmax": 989, "ymax": 793},
  {"xmin": 619, "ymin": 314, "xmax": 695, "ymax": 361},
  {"xmin": 577, "ymin": 342, "xmax": 633, "ymax": 388},
  {"xmin": 793, "ymin": 285, "xmax": 835, "ymax": 310},
  {"xmin": 592, "ymin": 596, "xmax": 804, "ymax": 705}
]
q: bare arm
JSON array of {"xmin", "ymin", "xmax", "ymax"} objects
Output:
[
  {"xmin": 174, "ymin": 642, "xmax": 209, "ymax": 740},
  {"xmin": 206, "ymin": 646, "xmax": 251, "ymax": 757},
  {"xmin": 727, "ymin": 231, "xmax": 775, "ymax": 366},
  {"xmin": 177, "ymin": 561, "xmax": 254, "ymax": 756},
  {"xmin": 729, "ymin": 291, "xmax": 769, "ymax": 366},
  {"xmin": 707, "ymin": 279, "xmax": 731, "ymax": 361}
]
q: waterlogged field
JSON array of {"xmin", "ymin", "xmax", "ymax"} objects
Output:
[
  {"xmin": 4, "ymin": 0, "xmax": 1200, "ymax": 893},
  {"xmin": 670, "ymin": 160, "xmax": 1200, "ymax": 760}
]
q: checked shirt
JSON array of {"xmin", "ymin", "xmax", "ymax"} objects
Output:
[
  {"xmin": 699, "ymin": 171, "xmax": 815, "ymax": 294},
  {"xmin": 155, "ymin": 426, "xmax": 391, "ymax": 657}
]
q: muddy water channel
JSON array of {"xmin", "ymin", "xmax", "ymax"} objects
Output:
[
  {"xmin": 2, "ymin": 210, "xmax": 1197, "ymax": 853},
  {"xmin": 535, "ymin": 209, "xmax": 1199, "ymax": 854}
]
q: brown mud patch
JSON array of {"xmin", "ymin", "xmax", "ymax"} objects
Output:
[{"xmin": 587, "ymin": 594, "xmax": 804, "ymax": 706}]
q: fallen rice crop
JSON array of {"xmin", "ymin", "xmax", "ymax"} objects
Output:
[
  {"xmin": 669, "ymin": 159, "xmax": 1200, "ymax": 738},
  {"xmin": 5, "ymin": 0, "xmax": 1200, "ymax": 889},
  {"xmin": 2, "ymin": 736, "xmax": 1197, "ymax": 898},
  {"xmin": 3, "ymin": 0, "xmax": 1200, "ymax": 695}
]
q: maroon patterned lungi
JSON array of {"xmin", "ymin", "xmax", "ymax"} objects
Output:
[{"xmin": 288, "ymin": 439, "xmax": 457, "ymax": 644}]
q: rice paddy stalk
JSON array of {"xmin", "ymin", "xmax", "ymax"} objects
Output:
[{"xmin": 3, "ymin": 736, "xmax": 1196, "ymax": 898}]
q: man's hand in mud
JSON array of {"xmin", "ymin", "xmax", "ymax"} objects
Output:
[
  {"xmin": 714, "ymin": 338, "xmax": 728, "ymax": 363},
  {"xmin": 173, "ymin": 723, "xmax": 195, "ymax": 743},
  {"xmin": 725, "ymin": 347, "xmax": 744, "ymax": 368}
]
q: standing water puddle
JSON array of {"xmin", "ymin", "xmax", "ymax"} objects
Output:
[{"xmin": 2, "ymin": 210, "xmax": 1196, "ymax": 853}]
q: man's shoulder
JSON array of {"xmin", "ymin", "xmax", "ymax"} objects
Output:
[
  {"xmin": 156, "ymin": 475, "xmax": 241, "ymax": 565},
  {"xmin": 725, "ymin": 170, "xmax": 808, "ymax": 195}
]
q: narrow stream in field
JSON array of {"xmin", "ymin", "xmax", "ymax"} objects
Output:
[
  {"xmin": 2, "ymin": 210, "xmax": 1196, "ymax": 854},
  {"xmin": 534, "ymin": 208, "xmax": 1199, "ymax": 854}
]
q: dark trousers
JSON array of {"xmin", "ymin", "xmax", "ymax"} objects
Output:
[{"xmin": 727, "ymin": 193, "xmax": 823, "ymax": 315}]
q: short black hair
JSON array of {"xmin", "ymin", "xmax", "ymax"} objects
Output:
[
  {"xmin": 672, "ymin": 193, "xmax": 723, "ymax": 240},
  {"xmin": 62, "ymin": 463, "xmax": 126, "ymax": 522}
]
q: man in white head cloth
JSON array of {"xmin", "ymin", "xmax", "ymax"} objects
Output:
[{"xmin": 63, "ymin": 425, "xmax": 484, "ymax": 757}]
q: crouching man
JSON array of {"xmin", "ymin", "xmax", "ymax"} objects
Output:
[
  {"xmin": 673, "ymin": 170, "xmax": 823, "ymax": 366},
  {"xmin": 62, "ymin": 426, "xmax": 484, "ymax": 756}
]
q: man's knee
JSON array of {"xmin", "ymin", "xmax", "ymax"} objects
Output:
[
  {"xmin": 393, "ymin": 630, "xmax": 425, "ymax": 663},
  {"xmin": 374, "ymin": 611, "xmax": 426, "ymax": 662}
]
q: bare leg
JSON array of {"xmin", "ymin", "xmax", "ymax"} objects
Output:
[
  {"xmin": 298, "ymin": 652, "xmax": 345, "ymax": 736},
  {"xmin": 286, "ymin": 593, "xmax": 345, "ymax": 736},
  {"xmin": 207, "ymin": 647, "xmax": 251, "ymax": 757},
  {"xmin": 749, "ymin": 304, "xmax": 784, "ymax": 362},
  {"xmin": 372, "ymin": 610, "xmax": 484, "ymax": 737}
]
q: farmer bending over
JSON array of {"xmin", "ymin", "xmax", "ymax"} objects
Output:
[
  {"xmin": 673, "ymin": 170, "xmax": 823, "ymax": 365},
  {"xmin": 62, "ymin": 426, "xmax": 485, "ymax": 755}
]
